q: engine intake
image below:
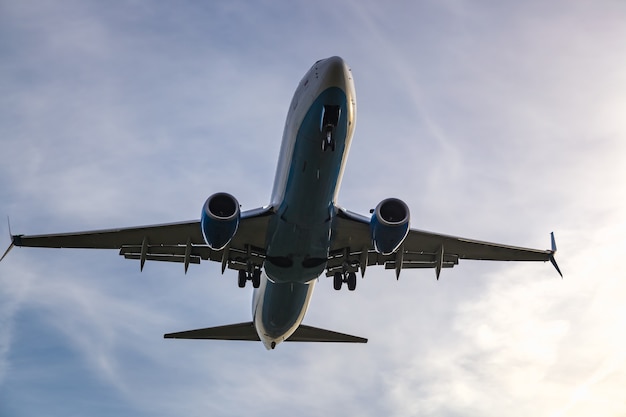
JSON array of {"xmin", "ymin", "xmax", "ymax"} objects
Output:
[
  {"xmin": 370, "ymin": 198, "xmax": 410, "ymax": 255},
  {"xmin": 201, "ymin": 193, "xmax": 241, "ymax": 250}
]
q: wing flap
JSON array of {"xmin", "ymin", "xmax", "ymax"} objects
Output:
[
  {"xmin": 383, "ymin": 260, "xmax": 456, "ymax": 270},
  {"xmin": 123, "ymin": 253, "xmax": 202, "ymax": 265}
]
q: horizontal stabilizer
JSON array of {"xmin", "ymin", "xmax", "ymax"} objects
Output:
[
  {"xmin": 164, "ymin": 322, "xmax": 368, "ymax": 343},
  {"xmin": 288, "ymin": 324, "xmax": 367, "ymax": 343},
  {"xmin": 164, "ymin": 322, "xmax": 260, "ymax": 341}
]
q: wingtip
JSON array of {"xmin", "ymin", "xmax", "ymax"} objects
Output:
[
  {"xmin": 549, "ymin": 232, "xmax": 563, "ymax": 278},
  {"xmin": 550, "ymin": 254, "xmax": 563, "ymax": 278},
  {"xmin": 0, "ymin": 242, "xmax": 14, "ymax": 262},
  {"xmin": 1, "ymin": 217, "xmax": 17, "ymax": 262},
  {"xmin": 550, "ymin": 231, "xmax": 557, "ymax": 252}
]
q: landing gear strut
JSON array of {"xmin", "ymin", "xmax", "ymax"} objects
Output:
[
  {"xmin": 333, "ymin": 271, "xmax": 357, "ymax": 291},
  {"xmin": 322, "ymin": 129, "xmax": 336, "ymax": 152},
  {"xmin": 321, "ymin": 105, "xmax": 340, "ymax": 152}
]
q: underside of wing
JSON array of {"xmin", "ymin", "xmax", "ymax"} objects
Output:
[
  {"xmin": 11, "ymin": 221, "xmax": 205, "ymax": 249},
  {"xmin": 329, "ymin": 206, "xmax": 559, "ymax": 278},
  {"xmin": 9, "ymin": 206, "xmax": 274, "ymax": 274}
]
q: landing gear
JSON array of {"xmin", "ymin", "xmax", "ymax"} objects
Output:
[
  {"xmin": 333, "ymin": 271, "xmax": 357, "ymax": 291},
  {"xmin": 238, "ymin": 268, "xmax": 262, "ymax": 288},
  {"xmin": 347, "ymin": 272, "xmax": 357, "ymax": 291},
  {"xmin": 333, "ymin": 271, "xmax": 343, "ymax": 290},
  {"xmin": 252, "ymin": 269, "xmax": 261, "ymax": 288},
  {"xmin": 321, "ymin": 104, "xmax": 340, "ymax": 152},
  {"xmin": 321, "ymin": 129, "xmax": 336, "ymax": 152},
  {"xmin": 238, "ymin": 270, "xmax": 247, "ymax": 288}
]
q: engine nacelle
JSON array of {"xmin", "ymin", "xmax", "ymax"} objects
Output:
[
  {"xmin": 201, "ymin": 192, "xmax": 241, "ymax": 250},
  {"xmin": 370, "ymin": 198, "xmax": 410, "ymax": 255}
]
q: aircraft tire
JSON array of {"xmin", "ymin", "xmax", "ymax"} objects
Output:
[
  {"xmin": 238, "ymin": 270, "xmax": 247, "ymax": 288},
  {"xmin": 333, "ymin": 272, "xmax": 343, "ymax": 290},
  {"xmin": 252, "ymin": 269, "xmax": 261, "ymax": 288},
  {"xmin": 347, "ymin": 272, "xmax": 357, "ymax": 291}
]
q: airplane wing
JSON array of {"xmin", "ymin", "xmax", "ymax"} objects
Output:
[
  {"xmin": 5, "ymin": 206, "xmax": 274, "ymax": 274},
  {"xmin": 4, "ymin": 204, "xmax": 561, "ymax": 279},
  {"xmin": 328, "ymin": 207, "xmax": 562, "ymax": 279}
]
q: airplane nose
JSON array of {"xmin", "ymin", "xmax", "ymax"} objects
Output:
[
  {"xmin": 324, "ymin": 55, "xmax": 345, "ymax": 67},
  {"xmin": 320, "ymin": 56, "xmax": 350, "ymax": 88}
]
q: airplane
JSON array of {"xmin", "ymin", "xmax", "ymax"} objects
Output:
[{"xmin": 1, "ymin": 56, "xmax": 562, "ymax": 350}]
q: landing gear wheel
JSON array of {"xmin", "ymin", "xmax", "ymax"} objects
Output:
[
  {"xmin": 347, "ymin": 272, "xmax": 357, "ymax": 291},
  {"xmin": 238, "ymin": 270, "xmax": 247, "ymax": 288},
  {"xmin": 252, "ymin": 269, "xmax": 261, "ymax": 288},
  {"xmin": 322, "ymin": 130, "xmax": 335, "ymax": 152},
  {"xmin": 333, "ymin": 271, "xmax": 343, "ymax": 290}
]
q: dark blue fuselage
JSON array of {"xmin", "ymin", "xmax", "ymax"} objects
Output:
[
  {"xmin": 264, "ymin": 87, "xmax": 348, "ymax": 283},
  {"xmin": 252, "ymin": 57, "xmax": 357, "ymax": 348}
]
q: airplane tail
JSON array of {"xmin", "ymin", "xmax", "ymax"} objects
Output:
[{"xmin": 164, "ymin": 322, "xmax": 367, "ymax": 343}]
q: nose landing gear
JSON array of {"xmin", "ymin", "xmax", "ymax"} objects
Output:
[
  {"xmin": 321, "ymin": 105, "xmax": 341, "ymax": 152},
  {"xmin": 322, "ymin": 129, "xmax": 336, "ymax": 152}
]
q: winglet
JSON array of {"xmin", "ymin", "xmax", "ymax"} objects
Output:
[
  {"xmin": 0, "ymin": 242, "xmax": 14, "ymax": 262},
  {"xmin": 1, "ymin": 217, "xmax": 15, "ymax": 262},
  {"xmin": 549, "ymin": 232, "xmax": 563, "ymax": 278}
]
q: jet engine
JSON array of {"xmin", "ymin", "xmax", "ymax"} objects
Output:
[
  {"xmin": 201, "ymin": 192, "xmax": 240, "ymax": 250},
  {"xmin": 370, "ymin": 198, "xmax": 410, "ymax": 255}
]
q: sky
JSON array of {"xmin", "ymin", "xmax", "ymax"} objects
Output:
[{"xmin": 1, "ymin": 1, "xmax": 625, "ymax": 416}]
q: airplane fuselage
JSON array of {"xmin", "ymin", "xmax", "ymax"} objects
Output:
[{"xmin": 252, "ymin": 57, "xmax": 357, "ymax": 349}]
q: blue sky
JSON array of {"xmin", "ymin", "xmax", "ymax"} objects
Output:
[{"xmin": 1, "ymin": 1, "xmax": 625, "ymax": 416}]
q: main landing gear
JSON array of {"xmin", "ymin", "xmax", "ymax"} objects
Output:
[
  {"xmin": 333, "ymin": 271, "xmax": 357, "ymax": 291},
  {"xmin": 238, "ymin": 269, "xmax": 261, "ymax": 288}
]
